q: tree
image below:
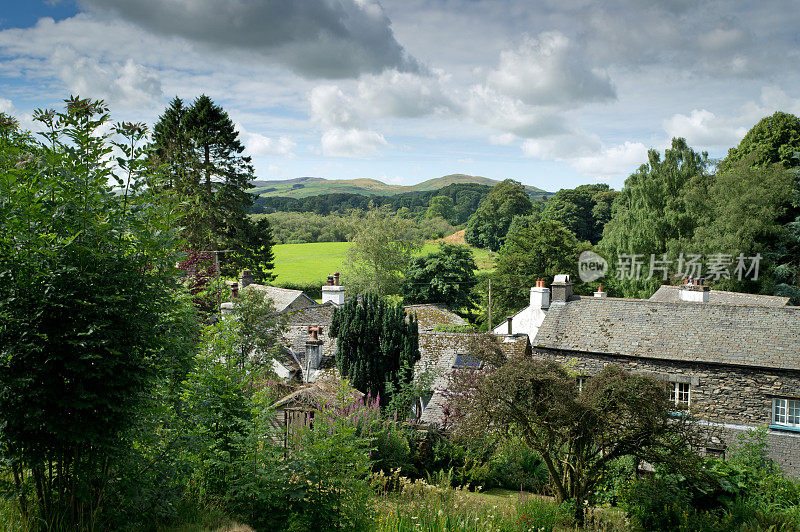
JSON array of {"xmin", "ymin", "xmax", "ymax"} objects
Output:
[
  {"xmin": 599, "ymin": 138, "xmax": 711, "ymax": 298},
  {"xmin": 492, "ymin": 218, "xmax": 584, "ymax": 319},
  {"xmin": 719, "ymin": 111, "xmax": 800, "ymax": 173},
  {"xmin": 426, "ymin": 195, "xmax": 456, "ymax": 224},
  {"xmin": 0, "ymin": 98, "xmax": 198, "ymax": 527},
  {"xmin": 151, "ymin": 95, "xmax": 267, "ymax": 278},
  {"xmin": 401, "ymin": 243, "xmax": 477, "ymax": 309},
  {"xmin": 465, "ymin": 179, "xmax": 533, "ymax": 251},
  {"xmin": 446, "ymin": 335, "xmax": 701, "ymax": 525},
  {"xmin": 542, "ymin": 184, "xmax": 619, "ymax": 244},
  {"xmin": 330, "ymin": 294, "xmax": 420, "ymax": 406},
  {"xmin": 343, "ymin": 208, "xmax": 422, "ymax": 296}
]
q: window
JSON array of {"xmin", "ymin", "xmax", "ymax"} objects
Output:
[
  {"xmin": 670, "ymin": 382, "xmax": 690, "ymax": 409},
  {"xmin": 453, "ymin": 354, "xmax": 483, "ymax": 369},
  {"xmin": 772, "ymin": 398, "xmax": 800, "ymax": 427}
]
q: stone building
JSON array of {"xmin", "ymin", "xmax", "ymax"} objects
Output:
[{"xmin": 495, "ymin": 275, "xmax": 800, "ymax": 474}]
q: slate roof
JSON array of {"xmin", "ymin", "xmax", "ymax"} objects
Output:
[
  {"xmin": 533, "ymin": 297, "xmax": 800, "ymax": 371},
  {"xmin": 281, "ymin": 304, "xmax": 338, "ymax": 371},
  {"xmin": 649, "ymin": 285, "xmax": 790, "ymax": 307},
  {"xmin": 245, "ymin": 284, "xmax": 317, "ymax": 313},
  {"xmin": 405, "ymin": 304, "xmax": 468, "ymax": 332}
]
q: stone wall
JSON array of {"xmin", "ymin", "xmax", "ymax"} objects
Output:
[{"xmin": 533, "ymin": 347, "xmax": 800, "ymax": 476}]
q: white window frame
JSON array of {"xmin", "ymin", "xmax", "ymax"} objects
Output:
[
  {"xmin": 577, "ymin": 376, "xmax": 585, "ymax": 394},
  {"xmin": 670, "ymin": 382, "xmax": 691, "ymax": 409},
  {"xmin": 772, "ymin": 398, "xmax": 800, "ymax": 428}
]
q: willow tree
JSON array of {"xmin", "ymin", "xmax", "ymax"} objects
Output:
[{"xmin": 330, "ymin": 294, "xmax": 419, "ymax": 405}]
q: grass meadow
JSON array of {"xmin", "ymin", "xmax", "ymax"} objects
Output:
[{"xmin": 271, "ymin": 241, "xmax": 495, "ymax": 286}]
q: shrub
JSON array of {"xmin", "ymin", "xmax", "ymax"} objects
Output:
[{"xmin": 621, "ymin": 476, "xmax": 691, "ymax": 531}]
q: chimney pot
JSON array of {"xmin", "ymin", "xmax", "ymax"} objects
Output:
[
  {"xmin": 231, "ymin": 282, "xmax": 239, "ymax": 299},
  {"xmin": 506, "ymin": 316, "xmax": 513, "ymax": 335},
  {"xmin": 239, "ymin": 270, "xmax": 255, "ymax": 288},
  {"xmin": 326, "ymin": 275, "xmax": 334, "ymax": 286},
  {"xmin": 334, "ymin": 272, "xmax": 340, "ymax": 286}
]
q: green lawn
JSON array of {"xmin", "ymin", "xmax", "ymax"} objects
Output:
[{"xmin": 272, "ymin": 241, "xmax": 495, "ymax": 286}]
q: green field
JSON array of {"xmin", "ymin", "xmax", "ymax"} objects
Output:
[{"xmin": 272, "ymin": 241, "xmax": 495, "ymax": 286}]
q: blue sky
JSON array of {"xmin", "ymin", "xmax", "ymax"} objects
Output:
[{"xmin": 2, "ymin": 0, "xmax": 799, "ymax": 192}]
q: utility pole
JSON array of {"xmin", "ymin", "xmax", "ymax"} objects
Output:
[{"xmin": 488, "ymin": 278, "xmax": 492, "ymax": 332}]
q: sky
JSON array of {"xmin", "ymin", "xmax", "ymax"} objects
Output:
[{"xmin": 1, "ymin": 0, "xmax": 799, "ymax": 192}]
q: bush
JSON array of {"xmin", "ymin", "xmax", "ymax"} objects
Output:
[
  {"xmin": 489, "ymin": 435, "xmax": 549, "ymax": 492},
  {"xmin": 621, "ymin": 476, "xmax": 691, "ymax": 531}
]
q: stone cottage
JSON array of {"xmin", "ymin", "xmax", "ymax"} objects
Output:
[{"xmin": 494, "ymin": 275, "xmax": 800, "ymax": 474}]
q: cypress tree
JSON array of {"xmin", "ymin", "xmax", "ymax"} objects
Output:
[{"xmin": 330, "ymin": 294, "xmax": 419, "ymax": 405}]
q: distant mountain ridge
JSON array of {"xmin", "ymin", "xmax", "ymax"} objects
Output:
[{"xmin": 250, "ymin": 174, "xmax": 551, "ymax": 199}]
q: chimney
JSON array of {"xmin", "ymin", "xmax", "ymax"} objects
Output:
[
  {"xmin": 593, "ymin": 283, "xmax": 607, "ymax": 298},
  {"xmin": 506, "ymin": 316, "xmax": 513, "ymax": 335},
  {"xmin": 322, "ymin": 273, "xmax": 346, "ymax": 306},
  {"xmin": 304, "ymin": 325, "xmax": 323, "ymax": 383},
  {"xmin": 231, "ymin": 282, "xmax": 239, "ymax": 299},
  {"xmin": 679, "ymin": 281, "xmax": 710, "ymax": 303},
  {"xmin": 239, "ymin": 270, "xmax": 255, "ymax": 289},
  {"xmin": 530, "ymin": 278, "xmax": 551, "ymax": 309},
  {"xmin": 551, "ymin": 274, "xmax": 574, "ymax": 302}
]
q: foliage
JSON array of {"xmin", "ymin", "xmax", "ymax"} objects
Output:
[
  {"xmin": 0, "ymin": 97, "xmax": 198, "ymax": 528},
  {"xmin": 343, "ymin": 209, "xmax": 423, "ymax": 296},
  {"xmin": 599, "ymin": 137, "xmax": 711, "ymax": 298},
  {"xmin": 541, "ymin": 184, "xmax": 619, "ymax": 244},
  {"xmin": 151, "ymin": 96, "xmax": 271, "ymax": 280},
  {"xmin": 491, "ymin": 218, "xmax": 585, "ymax": 319},
  {"xmin": 331, "ymin": 294, "xmax": 420, "ymax": 406},
  {"xmin": 401, "ymin": 243, "xmax": 478, "ymax": 309},
  {"xmin": 425, "ymin": 195, "xmax": 457, "ymax": 224},
  {"xmin": 445, "ymin": 335, "xmax": 702, "ymax": 524},
  {"xmin": 720, "ymin": 111, "xmax": 800, "ymax": 172},
  {"xmin": 465, "ymin": 179, "xmax": 533, "ymax": 251}
]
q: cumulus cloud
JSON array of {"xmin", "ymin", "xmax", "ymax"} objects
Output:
[
  {"xmin": 0, "ymin": 98, "xmax": 14, "ymax": 114},
  {"xmin": 570, "ymin": 142, "xmax": 649, "ymax": 178},
  {"xmin": 246, "ymin": 133, "xmax": 296, "ymax": 158},
  {"xmin": 51, "ymin": 49, "xmax": 162, "ymax": 108},
  {"xmin": 465, "ymin": 85, "xmax": 567, "ymax": 138},
  {"xmin": 78, "ymin": 0, "xmax": 420, "ymax": 79},
  {"xmin": 663, "ymin": 109, "xmax": 748, "ymax": 148},
  {"xmin": 321, "ymin": 128, "xmax": 388, "ymax": 157},
  {"xmin": 487, "ymin": 32, "xmax": 616, "ymax": 106}
]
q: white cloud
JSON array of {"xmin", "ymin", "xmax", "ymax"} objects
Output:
[
  {"xmin": 246, "ymin": 133, "xmax": 296, "ymax": 157},
  {"xmin": 357, "ymin": 69, "xmax": 455, "ymax": 118},
  {"xmin": 321, "ymin": 128, "xmax": 388, "ymax": 157},
  {"xmin": 570, "ymin": 142, "xmax": 649, "ymax": 177},
  {"xmin": 309, "ymin": 85, "xmax": 364, "ymax": 128},
  {"xmin": 51, "ymin": 49, "xmax": 162, "ymax": 108},
  {"xmin": 465, "ymin": 85, "xmax": 566, "ymax": 138},
  {"xmin": 663, "ymin": 109, "xmax": 748, "ymax": 148},
  {"xmin": 487, "ymin": 32, "xmax": 616, "ymax": 106},
  {"xmin": 0, "ymin": 98, "xmax": 14, "ymax": 114},
  {"xmin": 521, "ymin": 133, "xmax": 602, "ymax": 160},
  {"xmin": 489, "ymin": 133, "xmax": 515, "ymax": 145}
]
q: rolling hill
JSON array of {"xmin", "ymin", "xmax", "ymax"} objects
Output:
[{"xmin": 250, "ymin": 174, "xmax": 551, "ymax": 199}]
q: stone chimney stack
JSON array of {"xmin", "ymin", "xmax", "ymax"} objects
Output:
[
  {"xmin": 679, "ymin": 279, "xmax": 710, "ymax": 303},
  {"xmin": 304, "ymin": 325, "xmax": 323, "ymax": 383},
  {"xmin": 530, "ymin": 278, "xmax": 551, "ymax": 309},
  {"xmin": 239, "ymin": 270, "xmax": 255, "ymax": 289},
  {"xmin": 322, "ymin": 272, "xmax": 346, "ymax": 306},
  {"xmin": 593, "ymin": 283, "xmax": 607, "ymax": 298},
  {"xmin": 551, "ymin": 274, "xmax": 574, "ymax": 302}
]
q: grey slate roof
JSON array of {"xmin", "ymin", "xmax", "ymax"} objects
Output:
[
  {"xmin": 245, "ymin": 284, "xmax": 317, "ymax": 313},
  {"xmin": 405, "ymin": 304, "xmax": 468, "ymax": 332},
  {"xmin": 649, "ymin": 285, "xmax": 790, "ymax": 307},
  {"xmin": 533, "ymin": 297, "xmax": 800, "ymax": 371}
]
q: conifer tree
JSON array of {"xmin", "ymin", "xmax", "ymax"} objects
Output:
[{"xmin": 330, "ymin": 294, "xmax": 419, "ymax": 405}]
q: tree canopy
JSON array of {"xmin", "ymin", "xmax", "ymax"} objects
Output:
[
  {"xmin": 445, "ymin": 335, "xmax": 701, "ymax": 524},
  {"xmin": 492, "ymin": 218, "xmax": 584, "ymax": 319},
  {"xmin": 465, "ymin": 179, "xmax": 533, "ymax": 251},
  {"xmin": 541, "ymin": 184, "xmax": 618, "ymax": 244},
  {"xmin": 401, "ymin": 243, "xmax": 477, "ymax": 309}
]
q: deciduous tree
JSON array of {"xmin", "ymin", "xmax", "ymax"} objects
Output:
[
  {"xmin": 401, "ymin": 243, "xmax": 477, "ymax": 310},
  {"xmin": 465, "ymin": 179, "xmax": 533, "ymax": 251}
]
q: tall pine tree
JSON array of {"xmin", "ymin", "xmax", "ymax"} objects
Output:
[
  {"xmin": 151, "ymin": 95, "xmax": 274, "ymax": 281},
  {"xmin": 330, "ymin": 294, "xmax": 419, "ymax": 406}
]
